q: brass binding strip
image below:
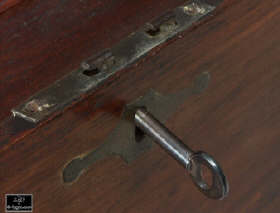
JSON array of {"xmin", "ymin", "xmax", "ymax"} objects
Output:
[{"xmin": 12, "ymin": 0, "xmax": 223, "ymax": 123}]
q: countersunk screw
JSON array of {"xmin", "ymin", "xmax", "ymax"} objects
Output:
[
  {"xmin": 183, "ymin": 2, "xmax": 206, "ymax": 15},
  {"xmin": 24, "ymin": 99, "xmax": 54, "ymax": 113},
  {"xmin": 81, "ymin": 61, "xmax": 92, "ymax": 70}
]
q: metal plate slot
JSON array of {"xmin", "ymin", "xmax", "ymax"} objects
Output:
[{"xmin": 12, "ymin": 0, "xmax": 222, "ymax": 123}]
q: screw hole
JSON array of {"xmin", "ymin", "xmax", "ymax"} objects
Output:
[
  {"xmin": 83, "ymin": 67, "xmax": 100, "ymax": 76},
  {"xmin": 135, "ymin": 127, "xmax": 145, "ymax": 143},
  {"xmin": 24, "ymin": 99, "xmax": 43, "ymax": 113}
]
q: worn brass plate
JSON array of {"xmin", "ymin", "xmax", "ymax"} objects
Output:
[{"xmin": 11, "ymin": 0, "xmax": 222, "ymax": 123}]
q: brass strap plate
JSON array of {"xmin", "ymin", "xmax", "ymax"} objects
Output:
[{"xmin": 12, "ymin": 0, "xmax": 222, "ymax": 123}]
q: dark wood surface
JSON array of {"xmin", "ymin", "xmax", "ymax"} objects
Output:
[
  {"xmin": 1, "ymin": 0, "xmax": 280, "ymax": 212},
  {"xmin": 0, "ymin": 0, "xmax": 23, "ymax": 14}
]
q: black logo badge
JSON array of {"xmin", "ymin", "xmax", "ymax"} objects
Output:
[{"xmin": 5, "ymin": 194, "xmax": 33, "ymax": 212}]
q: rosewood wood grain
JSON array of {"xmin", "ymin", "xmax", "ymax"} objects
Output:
[
  {"xmin": 0, "ymin": 0, "xmax": 23, "ymax": 14},
  {"xmin": 1, "ymin": 0, "xmax": 280, "ymax": 212}
]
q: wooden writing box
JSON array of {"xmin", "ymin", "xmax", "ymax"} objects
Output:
[{"xmin": 1, "ymin": 0, "xmax": 280, "ymax": 212}]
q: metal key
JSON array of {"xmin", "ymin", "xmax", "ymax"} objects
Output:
[{"xmin": 134, "ymin": 107, "xmax": 229, "ymax": 200}]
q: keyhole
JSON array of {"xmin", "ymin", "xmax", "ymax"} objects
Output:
[{"xmin": 135, "ymin": 127, "xmax": 145, "ymax": 143}]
